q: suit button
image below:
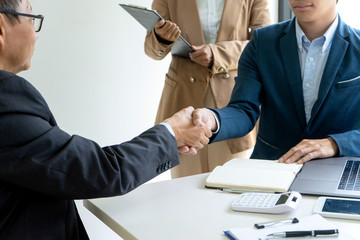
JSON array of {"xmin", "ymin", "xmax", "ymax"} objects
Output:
[
  {"xmin": 189, "ymin": 77, "xmax": 195, "ymax": 83},
  {"xmin": 158, "ymin": 50, "xmax": 164, "ymax": 56},
  {"xmin": 218, "ymin": 67, "xmax": 225, "ymax": 72},
  {"xmin": 223, "ymin": 73, "xmax": 230, "ymax": 79}
]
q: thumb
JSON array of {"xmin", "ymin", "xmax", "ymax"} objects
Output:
[
  {"xmin": 192, "ymin": 113, "xmax": 203, "ymax": 126},
  {"xmin": 191, "ymin": 45, "xmax": 200, "ymax": 51}
]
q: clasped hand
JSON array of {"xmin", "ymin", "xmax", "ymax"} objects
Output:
[{"xmin": 164, "ymin": 107, "xmax": 214, "ymax": 155}]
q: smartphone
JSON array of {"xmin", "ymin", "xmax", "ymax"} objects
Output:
[
  {"xmin": 313, "ymin": 197, "xmax": 360, "ymax": 220},
  {"xmin": 231, "ymin": 191, "xmax": 302, "ymax": 214}
]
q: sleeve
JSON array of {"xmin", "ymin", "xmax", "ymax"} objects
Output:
[
  {"xmin": 144, "ymin": 0, "xmax": 174, "ymax": 60},
  {"xmin": 209, "ymin": 0, "xmax": 272, "ymax": 75},
  {"xmin": 210, "ymin": 33, "xmax": 262, "ymax": 143},
  {"xmin": 329, "ymin": 131, "xmax": 360, "ymax": 157},
  {"xmin": 0, "ymin": 78, "xmax": 179, "ymax": 199}
]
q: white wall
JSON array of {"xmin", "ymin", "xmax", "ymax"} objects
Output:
[
  {"xmin": 20, "ymin": 0, "xmax": 278, "ymax": 239},
  {"xmin": 337, "ymin": 0, "xmax": 360, "ymax": 29},
  {"xmin": 21, "ymin": 0, "xmax": 170, "ymax": 146}
]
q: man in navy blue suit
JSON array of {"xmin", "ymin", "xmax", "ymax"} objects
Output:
[
  {"xmin": 0, "ymin": 0, "xmax": 211, "ymax": 239},
  {"xmin": 188, "ymin": 0, "xmax": 360, "ymax": 164}
]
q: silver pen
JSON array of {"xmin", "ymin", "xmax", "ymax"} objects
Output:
[
  {"xmin": 266, "ymin": 229, "xmax": 339, "ymax": 238},
  {"xmin": 220, "ymin": 188, "xmax": 275, "ymax": 194}
]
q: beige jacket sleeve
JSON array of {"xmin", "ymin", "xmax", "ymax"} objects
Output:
[{"xmin": 144, "ymin": 0, "xmax": 173, "ymax": 60}]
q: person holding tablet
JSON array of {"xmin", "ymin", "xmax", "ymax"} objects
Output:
[{"xmin": 145, "ymin": 0, "xmax": 272, "ymax": 178}]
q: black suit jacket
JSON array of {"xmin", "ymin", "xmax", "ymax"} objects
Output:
[{"xmin": 0, "ymin": 70, "xmax": 179, "ymax": 239}]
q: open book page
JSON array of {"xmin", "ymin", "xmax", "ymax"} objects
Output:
[
  {"xmin": 205, "ymin": 159, "xmax": 303, "ymax": 192},
  {"xmin": 225, "ymin": 214, "xmax": 355, "ymax": 240}
]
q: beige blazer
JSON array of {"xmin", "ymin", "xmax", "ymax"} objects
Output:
[{"xmin": 145, "ymin": 0, "xmax": 272, "ymax": 153}]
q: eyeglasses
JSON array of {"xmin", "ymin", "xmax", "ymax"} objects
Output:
[{"xmin": 0, "ymin": 11, "xmax": 44, "ymax": 32}]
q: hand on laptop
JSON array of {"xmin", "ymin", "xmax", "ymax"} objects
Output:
[{"xmin": 278, "ymin": 138, "xmax": 339, "ymax": 164}]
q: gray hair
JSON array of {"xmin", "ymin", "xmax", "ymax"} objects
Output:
[{"xmin": 0, "ymin": 0, "xmax": 21, "ymax": 23}]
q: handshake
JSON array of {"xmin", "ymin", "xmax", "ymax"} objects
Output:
[{"xmin": 163, "ymin": 106, "xmax": 217, "ymax": 155}]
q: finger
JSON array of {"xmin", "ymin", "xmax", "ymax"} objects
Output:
[
  {"xmin": 165, "ymin": 23, "xmax": 178, "ymax": 34},
  {"xmin": 192, "ymin": 110, "xmax": 204, "ymax": 126},
  {"xmin": 200, "ymin": 136, "xmax": 209, "ymax": 146},
  {"xmin": 178, "ymin": 146, "xmax": 190, "ymax": 153},
  {"xmin": 297, "ymin": 151, "xmax": 318, "ymax": 164},
  {"xmin": 184, "ymin": 106, "xmax": 194, "ymax": 115},
  {"xmin": 187, "ymin": 147, "xmax": 198, "ymax": 155},
  {"xmin": 173, "ymin": 30, "xmax": 181, "ymax": 40},
  {"xmin": 285, "ymin": 145, "xmax": 317, "ymax": 163},
  {"xmin": 202, "ymin": 126, "xmax": 212, "ymax": 138},
  {"xmin": 164, "ymin": 24, "xmax": 180, "ymax": 38},
  {"xmin": 193, "ymin": 118, "xmax": 204, "ymax": 126},
  {"xmin": 191, "ymin": 45, "xmax": 200, "ymax": 51},
  {"xmin": 154, "ymin": 19, "xmax": 165, "ymax": 29},
  {"xmin": 193, "ymin": 140, "xmax": 205, "ymax": 150},
  {"xmin": 190, "ymin": 50, "xmax": 202, "ymax": 60},
  {"xmin": 280, "ymin": 151, "xmax": 300, "ymax": 164},
  {"xmin": 279, "ymin": 145, "xmax": 299, "ymax": 163}
]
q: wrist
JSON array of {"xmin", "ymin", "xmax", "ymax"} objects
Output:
[{"xmin": 328, "ymin": 137, "xmax": 339, "ymax": 155}]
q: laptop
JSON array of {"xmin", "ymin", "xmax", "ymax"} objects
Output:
[{"xmin": 289, "ymin": 157, "xmax": 360, "ymax": 199}]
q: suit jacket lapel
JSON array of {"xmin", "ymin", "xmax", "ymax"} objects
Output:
[
  {"xmin": 310, "ymin": 20, "xmax": 349, "ymax": 123},
  {"xmin": 178, "ymin": 0, "xmax": 204, "ymax": 45},
  {"xmin": 280, "ymin": 20, "xmax": 307, "ymax": 129},
  {"xmin": 216, "ymin": 0, "xmax": 242, "ymax": 42}
]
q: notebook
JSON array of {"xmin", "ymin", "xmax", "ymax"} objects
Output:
[
  {"xmin": 205, "ymin": 159, "xmax": 303, "ymax": 193},
  {"xmin": 119, "ymin": 4, "xmax": 193, "ymax": 58},
  {"xmin": 289, "ymin": 157, "xmax": 360, "ymax": 198}
]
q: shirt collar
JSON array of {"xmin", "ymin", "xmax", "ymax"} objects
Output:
[{"xmin": 295, "ymin": 15, "xmax": 339, "ymax": 53}]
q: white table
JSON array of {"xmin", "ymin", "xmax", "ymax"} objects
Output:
[{"xmin": 83, "ymin": 173, "xmax": 360, "ymax": 240}]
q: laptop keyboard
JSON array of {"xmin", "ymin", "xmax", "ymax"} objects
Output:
[{"xmin": 338, "ymin": 160, "xmax": 360, "ymax": 191}]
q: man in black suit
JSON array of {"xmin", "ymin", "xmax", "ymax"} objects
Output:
[{"xmin": 0, "ymin": 0, "xmax": 211, "ymax": 239}]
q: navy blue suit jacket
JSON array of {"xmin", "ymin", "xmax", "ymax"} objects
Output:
[
  {"xmin": 0, "ymin": 70, "xmax": 179, "ymax": 239},
  {"xmin": 212, "ymin": 16, "xmax": 360, "ymax": 159}
]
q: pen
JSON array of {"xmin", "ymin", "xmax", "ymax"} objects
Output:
[
  {"xmin": 266, "ymin": 229, "xmax": 339, "ymax": 238},
  {"xmin": 254, "ymin": 218, "xmax": 299, "ymax": 229},
  {"xmin": 220, "ymin": 188, "xmax": 275, "ymax": 194}
]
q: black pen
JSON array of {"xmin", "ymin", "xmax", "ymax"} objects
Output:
[{"xmin": 266, "ymin": 229, "xmax": 339, "ymax": 238}]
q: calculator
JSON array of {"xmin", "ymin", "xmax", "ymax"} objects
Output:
[{"xmin": 231, "ymin": 191, "xmax": 302, "ymax": 214}]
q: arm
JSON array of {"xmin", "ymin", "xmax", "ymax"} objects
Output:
[
  {"xmin": 190, "ymin": 32, "xmax": 262, "ymax": 143},
  {"xmin": 0, "ymin": 77, "xmax": 208, "ymax": 199},
  {"xmin": 144, "ymin": 0, "xmax": 177, "ymax": 60},
  {"xmin": 209, "ymin": 36, "xmax": 262, "ymax": 143},
  {"xmin": 279, "ymin": 129, "xmax": 360, "ymax": 164},
  {"xmin": 278, "ymin": 138, "xmax": 339, "ymax": 164}
]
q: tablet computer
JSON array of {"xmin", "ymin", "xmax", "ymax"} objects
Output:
[{"xmin": 120, "ymin": 4, "xmax": 193, "ymax": 58}]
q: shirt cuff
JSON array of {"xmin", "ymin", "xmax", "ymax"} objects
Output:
[
  {"xmin": 210, "ymin": 110, "xmax": 220, "ymax": 134},
  {"xmin": 159, "ymin": 122, "xmax": 175, "ymax": 137}
]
